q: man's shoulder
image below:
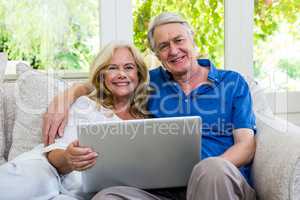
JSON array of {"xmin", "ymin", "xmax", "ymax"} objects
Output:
[
  {"xmin": 149, "ymin": 66, "xmax": 165, "ymax": 83},
  {"xmin": 149, "ymin": 66, "xmax": 163, "ymax": 76},
  {"xmin": 217, "ymin": 69, "xmax": 247, "ymax": 84}
]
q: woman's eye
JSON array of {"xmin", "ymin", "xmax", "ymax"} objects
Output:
[
  {"xmin": 125, "ymin": 64, "xmax": 134, "ymax": 70},
  {"xmin": 108, "ymin": 65, "xmax": 117, "ymax": 70}
]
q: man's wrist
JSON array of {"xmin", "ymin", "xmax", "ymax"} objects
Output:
[{"xmin": 72, "ymin": 82, "xmax": 91, "ymax": 100}]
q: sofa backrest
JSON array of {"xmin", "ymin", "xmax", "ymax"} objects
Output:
[{"xmin": 2, "ymin": 82, "xmax": 16, "ymax": 160}]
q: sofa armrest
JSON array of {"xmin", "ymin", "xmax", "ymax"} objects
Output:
[{"xmin": 252, "ymin": 113, "xmax": 300, "ymax": 200}]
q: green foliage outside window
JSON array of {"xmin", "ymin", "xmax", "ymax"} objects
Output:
[
  {"xmin": 278, "ymin": 59, "xmax": 300, "ymax": 79},
  {"xmin": 0, "ymin": 0, "xmax": 299, "ymax": 80},
  {"xmin": 133, "ymin": 0, "xmax": 224, "ymax": 67},
  {"xmin": 0, "ymin": 0, "xmax": 99, "ymax": 70},
  {"xmin": 253, "ymin": 0, "xmax": 300, "ymax": 82},
  {"xmin": 133, "ymin": 0, "xmax": 300, "ymax": 75}
]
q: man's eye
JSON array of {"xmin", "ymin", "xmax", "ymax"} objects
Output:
[
  {"xmin": 175, "ymin": 38, "xmax": 184, "ymax": 43},
  {"xmin": 159, "ymin": 44, "xmax": 168, "ymax": 51}
]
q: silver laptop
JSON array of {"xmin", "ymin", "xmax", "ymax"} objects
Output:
[{"xmin": 78, "ymin": 116, "xmax": 201, "ymax": 193}]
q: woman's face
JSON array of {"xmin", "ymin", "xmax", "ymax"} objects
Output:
[{"xmin": 104, "ymin": 47, "xmax": 139, "ymax": 101}]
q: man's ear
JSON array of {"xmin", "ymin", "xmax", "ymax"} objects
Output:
[
  {"xmin": 193, "ymin": 46, "xmax": 200, "ymax": 58},
  {"xmin": 192, "ymin": 38, "xmax": 200, "ymax": 58}
]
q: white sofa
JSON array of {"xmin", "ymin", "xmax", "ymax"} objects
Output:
[{"xmin": 1, "ymin": 58, "xmax": 300, "ymax": 200}]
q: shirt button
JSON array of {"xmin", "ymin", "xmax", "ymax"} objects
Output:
[{"xmin": 184, "ymin": 99, "xmax": 188, "ymax": 102}]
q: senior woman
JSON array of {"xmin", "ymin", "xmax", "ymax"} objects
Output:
[{"xmin": 0, "ymin": 41, "xmax": 150, "ymax": 200}]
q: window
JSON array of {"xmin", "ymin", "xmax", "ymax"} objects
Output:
[
  {"xmin": 0, "ymin": 0, "xmax": 99, "ymax": 73},
  {"xmin": 132, "ymin": 0, "xmax": 224, "ymax": 68},
  {"xmin": 254, "ymin": 0, "xmax": 300, "ymax": 91}
]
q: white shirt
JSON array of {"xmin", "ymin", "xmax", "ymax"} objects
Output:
[
  {"xmin": 8, "ymin": 96, "xmax": 122, "ymax": 200},
  {"xmin": 44, "ymin": 96, "xmax": 121, "ymax": 152},
  {"xmin": 45, "ymin": 96, "xmax": 122, "ymax": 199}
]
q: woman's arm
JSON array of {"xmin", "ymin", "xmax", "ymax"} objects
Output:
[
  {"xmin": 47, "ymin": 140, "xmax": 98, "ymax": 175},
  {"xmin": 43, "ymin": 82, "xmax": 93, "ymax": 145}
]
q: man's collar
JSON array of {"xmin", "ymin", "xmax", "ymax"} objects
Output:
[
  {"xmin": 160, "ymin": 59, "xmax": 220, "ymax": 84},
  {"xmin": 198, "ymin": 59, "xmax": 220, "ymax": 84}
]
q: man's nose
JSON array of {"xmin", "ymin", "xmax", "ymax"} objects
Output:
[{"xmin": 169, "ymin": 42, "xmax": 178, "ymax": 55}]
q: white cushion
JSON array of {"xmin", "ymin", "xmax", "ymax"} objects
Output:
[
  {"xmin": 8, "ymin": 63, "xmax": 70, "ymax": 160},
  {"xmin": 252, "ymin": 113, "xmax": 300, "ymax": 200},
  {"xmin": 293, "ymin": 158, "xmax": 300, "ymax": 200},
  {"xmin": 245, "ymin": 76, "xmax": 273, "ymax": 116},
  {"xmin": 246, "ymin": 76, "xmax": 300, "ymax": 199}
]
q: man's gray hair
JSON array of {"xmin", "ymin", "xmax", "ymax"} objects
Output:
[{"xmin": 147, "ymin": 12, "xmax": 194, "ymax": 52}]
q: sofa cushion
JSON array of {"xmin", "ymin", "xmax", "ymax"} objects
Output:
[
  {"xmin": 252, "ymin": 113, "xmax": 300, "ymax": 200},
  {"xmin": 8, "ymin": 63, "xmax": 70, "ymax": 160},
  {"xmin": 293, "ymin": 159, "xmax": 300, "ymax": 200},
  {"xmin": 246, "ymin": 76, "xmax": 273, "ymax": 116}
]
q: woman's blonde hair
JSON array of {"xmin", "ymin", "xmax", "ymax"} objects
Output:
[{"xmin": 89, "ymin": 41, "xmax": 150, "ymax": 118}]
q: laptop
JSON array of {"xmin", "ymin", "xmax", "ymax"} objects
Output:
[{"xmin": 78, "ymin": 116, "xmax": 201, "ymax": 193}]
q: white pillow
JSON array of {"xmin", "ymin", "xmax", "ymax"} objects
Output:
[
  {"xmin": 245, "ymin": 76, "xmax": 273, "ymax": 116},
  {"xmin": 8, "ymin": 63, "xmax": 71, "ymax": 160},
  {"xmin": 252, "ymin": 113, "xmax": 300, "ymax": 199}
]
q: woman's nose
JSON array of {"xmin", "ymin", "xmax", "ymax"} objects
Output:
[{"xmin": 116, "ymin": 69, "xmax": 127, "ymax": 78}]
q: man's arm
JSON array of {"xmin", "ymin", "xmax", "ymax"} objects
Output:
[
  {"xmin": 220, "ymin": 128, "xmax": 256, "ymax": 167},
  {"xmin": 42, "ymin": 82, "xmax": 93, "ymax": 145}
]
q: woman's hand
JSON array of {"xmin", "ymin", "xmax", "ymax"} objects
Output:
[{"xmin": 64, "ymin": 140, "xmax": 98, "ymax": 171}]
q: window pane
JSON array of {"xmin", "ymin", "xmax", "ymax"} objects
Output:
[
  {"xmin": 254, "ymin": 0, "xmax": 300, "ymax": 91},
  {"xmin": 132, "ymin": 0, "xmax": 224, "ymax": 68},
  {"xmin": 0, "ymin": 0, "xmax": 99, "ymax": 72}
]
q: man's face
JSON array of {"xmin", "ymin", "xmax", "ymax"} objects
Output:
[{"xmin": 153, "ymin": 23, "xmax": 197, "ymax": 76}]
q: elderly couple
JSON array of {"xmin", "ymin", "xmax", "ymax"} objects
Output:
[{"xmin": 0, "ymin": 12, "xmax": 257, "ymax": 200}]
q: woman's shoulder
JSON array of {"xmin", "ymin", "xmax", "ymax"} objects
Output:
[
  {"xmin": 69, "ymin": 96, "xmax": 97, "ymax": 119},
  {"xmin": 70, "ymin": 96, "xmax": 96, "ymax": 113},
  {"xmin": 70, "ymin": 96, "xmax": 121, "ymax": 122},
  {"xmin": 72, "ymin": 96, "xmax": 96, "ymax": 109}
]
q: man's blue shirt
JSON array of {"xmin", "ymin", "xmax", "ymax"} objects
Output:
[{"xmin": 148, "ymin": 59, "xmax": 256, "ymax": 184}]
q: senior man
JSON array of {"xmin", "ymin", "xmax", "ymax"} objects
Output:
[{"xmin": 43, "ymin": 12, "xmax": 256, "ymax": 200}]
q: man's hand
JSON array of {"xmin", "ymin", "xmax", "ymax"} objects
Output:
[
  {"xmin": 64, "ymin": 140, "xmax": 98, "ymax": 171},
  {"xmin": 42, "ymin": 91, "xmax": 73, "ymax": 145},
  {"xmin": 42, "ymin": 83, "xmax": 93, "ymax": 146}
]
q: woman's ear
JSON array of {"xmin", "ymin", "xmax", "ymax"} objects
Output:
[{"xmin": 98, "ymin": 73, "xmax": 105, "ymax": 81}]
